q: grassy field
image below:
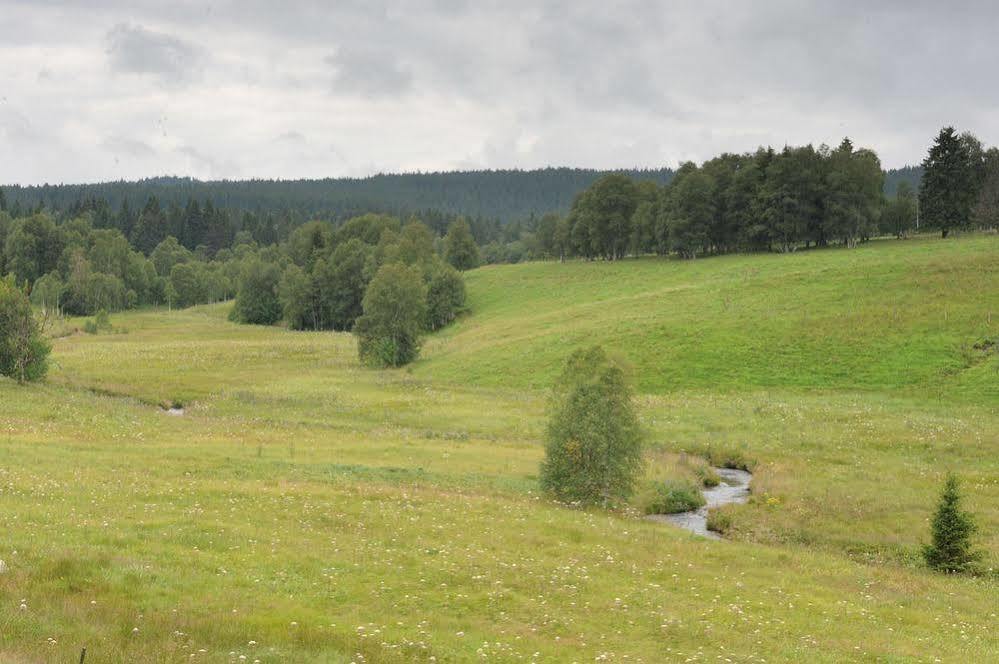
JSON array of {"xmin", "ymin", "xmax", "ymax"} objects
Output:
[{"xmin": 1, "ymin": 234, "xmax": 996, "ymax": 662}]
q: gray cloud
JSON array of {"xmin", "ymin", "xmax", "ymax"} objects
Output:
[
  {"xmin": 325, "ymin": 47, "xmax": 413, "ymax": 97},
  {"xmin": 105, "ymin": 22, "xmax": 204, "ymax": 85},
  {"xmin": 0, "ymin": 108, "xmax": 41, "ymax": 145},
  {"xmin": 177, "ymin": 145, "xmax": 238, "ymax": 179},
  {"xmin": 1, "ymin": 1, "xmax": 998, "ymax": 185},
  {"xmin": 275, "ymin": 130, "xmax": 306, "ymax": 144},
  {"xmin": 102, "ymin": 135, "xmax": 156, "ymax": 158}
]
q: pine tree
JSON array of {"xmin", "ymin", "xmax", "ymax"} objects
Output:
[
  {"xmin": 923, "ymin": 474, "xmax": 982, "ymax": 574},
  {"xmin": 130, "ymin": 196, "xmax": 167, "ymax": 255}
]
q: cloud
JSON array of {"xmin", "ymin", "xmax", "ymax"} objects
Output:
[
  {"xmin": 105, "ymin": 23, "xmax": 204, "ymax": 85},
  {"xmin": 101, "ymin": 135, "xmax": 156, "ymax": 159},
  {"xmin": 325, "ymin": 47, "xmax": 412, "ymax": 97},
  {"xmin": 275, "ymin": 130, "xmax": 306, "ymax": 144},
  {"xmin": 0, "ymin": 107, "xmax": 41, "ymax": 145},
  {"xmin": 177, "ymin": 145, "xmax": 238, "ymax": 179},
  {"xmin": 3, "ymin": 1, "xmax": 999, "ymax": 185}
]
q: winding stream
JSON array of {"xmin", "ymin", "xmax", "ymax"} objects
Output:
[{"xmin": 646, "ymin": 467, "xmax": 752, "ymax": 539}]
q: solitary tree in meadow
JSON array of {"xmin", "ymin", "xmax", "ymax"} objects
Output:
[
  {"xmin": 923, "ymin": 474, "xmax": 983, "ymax": 574},
  {"xmin": 540, "ymin": 346, "xmax": 643, "ymax": 506}
]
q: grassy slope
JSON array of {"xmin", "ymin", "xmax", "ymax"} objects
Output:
[
  {"xmin": 422, "ymin": 235, "xmax": 998, "ymax": 401},
  {"xmin": 0, "ymin": 234, "xmax": 996, "ymax": 662}
]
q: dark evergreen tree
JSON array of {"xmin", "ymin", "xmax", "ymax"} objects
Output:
[
  {"xmin": 115, "ymin": 198, "xmax": 135, "ymax": 237},
  {"xmin": 971, "ymin": 148, "xmax": 999, "ymax": 229},
  {"xmin": 180, "ymin": 199, "xmax": 206, "ymax": 249},
  {"xmin": 923, "ymin": 474, "xmax": 983, "ymax": 574},
  {"xmin": 130, "ymin": 196, "xmax": 168, "ymax": 255},
  {"xmin": 920, "ymin": 127, "xmax": 976, "ymax": 238}
]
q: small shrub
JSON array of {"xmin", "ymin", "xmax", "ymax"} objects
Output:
[
  {"xmin": 695, "ymin": 465, "xmax": 721, "ymax": 487},
  {"xmin": 688, "ymin": 445, "xmax": 755, "ymax": 471},
  {"xmin": 639, "ymin": 479, "xmax": 705, "ymax": 515},
  {"xmin": 84, "ymin": 310, "xmax": 113, "ymax": 335},
  {"xmin": 95, "ymin": 309, "xmax": 111, "ymax": 330},
  {"xmin": 706, "ymin": 508, "xmax": 734, "ymax": 534}
]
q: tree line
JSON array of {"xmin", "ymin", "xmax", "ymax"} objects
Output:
[
  {"xmin": 0, "ymin": 200, "xmax": 476, "ymax": 324},
  {"xmin": 0, "ymin": 168, "xmax": 674, "ymax": 227},
  {"xmin": 0, "ymin": 206, "xmax": 478, "ymax": 379},
  {"xmin": 506, "ymin": 131, "xmax": 998, "ymax": 263}
]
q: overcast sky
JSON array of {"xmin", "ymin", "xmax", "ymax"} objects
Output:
[{"xmin": 2, "ymin": 1, "xmax": 996, "ymax": 185}]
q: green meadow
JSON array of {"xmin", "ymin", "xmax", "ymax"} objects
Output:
[{"xmin": 1, "ymin": 234, "xmax": 997, "ymax": 662}]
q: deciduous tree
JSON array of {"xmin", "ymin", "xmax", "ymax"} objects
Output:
[
  {"xmin": 540, "ymin": 346, "xmax": 643, "ymax": 506},
  {"xmin": 354, "ymin": 263, "xmax": 427, "ymax": 367}
]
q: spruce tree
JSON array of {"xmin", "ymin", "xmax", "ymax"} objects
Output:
[
  {"xmin": 923, "ymin": 474, "xmax": 982, "ymax": 574},
  {"xmin": 919, "ymin": 127, "xmax": 976, "ymax": 238}
]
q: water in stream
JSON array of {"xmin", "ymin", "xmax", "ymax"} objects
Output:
[{"xmin": 646, "ymin": 467, "xmax": 752, "ymax": 539}]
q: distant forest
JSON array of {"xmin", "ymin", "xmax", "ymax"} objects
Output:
[
  {"xmin": 2, "ymin": 165, "xmax": 922, "ymax": 227},
  {"xmin": 884, "ymin": 166, "xmax": 923, "ymax": 197},
  {"xmin": 0, "ymin": 168, "xmax": 674, "ymax": 225}
]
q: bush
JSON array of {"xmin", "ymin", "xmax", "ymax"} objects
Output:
[
  {"xmin": 685, "ymin": 444, "xmax": 755, "ymax": 472},
  {"xmin": 84, "ymin": 310, "xmax": 112, "ymax": 335},
  {"xmin": 95, "ymin": 309, "xmax": 111, "ymax": 330},
  {"xmin": 923, "ymin": 474, "xmax": 983, "ymax": 574},
  {"xmin": 0, "ymin": 275, "xmax": 50, "ymax": 382},
  {"xmin": 354, "ymin": 263, "xmax": 427, "ymax": 368},
  {"xmin": 706, "ymin": 508, "xmax": 734, "ymax": 535},
  {"xmin": 639, "ymin": 479, "xmax": 705, "ymax": 515},
  {"xmin": 540, "ymin": 346, "xmax": 643, "ymax": 506},
  {"xmin": 694, "ymin": 465, "xmax": 721, "ymax": 487}
]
